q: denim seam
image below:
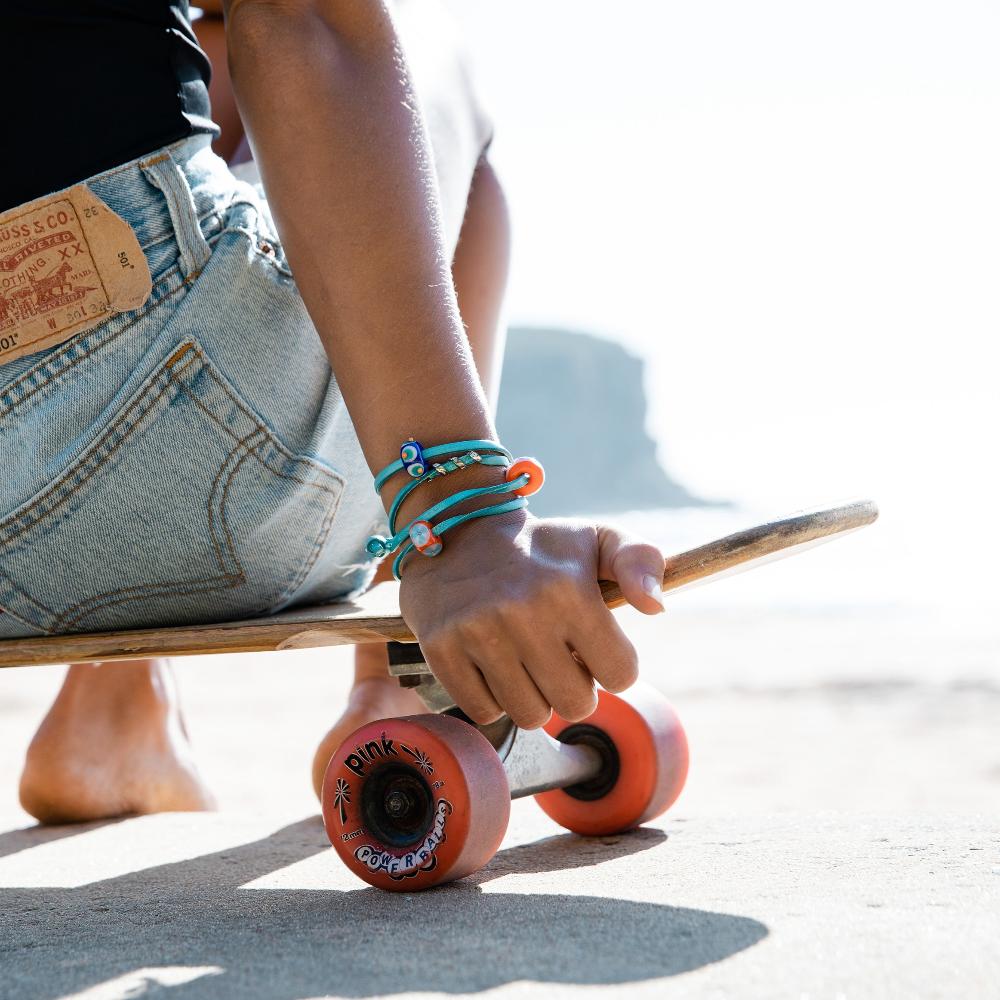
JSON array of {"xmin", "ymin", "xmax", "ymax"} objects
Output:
[
  {"xmin": 171, "ymin": 345, "xmax": 344, "ymax": 486},
  {"xmin": 58, "ymin": 416, "xmax": 342, "ymax": 628},
  {"xmin": 267, "ymin": 489, "xmax": 341, "ymax": 611},
  {"xmin": 139, "ymin": 208, "xmax": 221, "ymax": 254},
  {"xmin": 172, "ymin": 375, "xmax": 343, "ymax": 606},
  {"xmin": 268, "ymin": 465, "xmax": 343, "ymax": 610},
  {"xmin": 58, "ymin": 576, "xmax": 242, "ymax": 632},
  {"xmin": 0, "ymin": 573, "xmax": 60, "ymax": 635},
  {"xmin": 0, "ymin": 321, "xmax": 342, "ymax": 631},
  {"xmin": 53, "ymin": 426, "xmax": 267, "ymax": 630},
  {"xmin": 0, "ymin": 601, "xmax": 52, "ymax": 636},
  {"xmin": 0, "ymin": 264, "xmax": 188, "ymax": 419},
  {"xmin": 4, "ymin": 346, "xmax": 227, "ymax": 630},
  {"xmin": 43, "ymin": 341, "xmax": 342, "ymax": 628},
  {"xmin": 206, "ymin": 427, "xmax": 269, "ymax": 583},
  {"xmin": 0, "ymin": 349, "xmax": 202, "ymax": 553},
  {"xmin": 169, "ymin": 352, "xmax": 344, "ymax": 607}
]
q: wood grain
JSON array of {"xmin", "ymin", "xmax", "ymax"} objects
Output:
[{"xmin": 0, "ymin": 500, "xmax": 877, "ymax": 668}]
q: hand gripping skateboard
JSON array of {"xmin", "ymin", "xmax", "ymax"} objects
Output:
[{"xmin": 0, "ymin": 500, "xmax": 877, "ymax": 890}]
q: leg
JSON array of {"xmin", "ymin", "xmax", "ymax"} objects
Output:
[
  {"xmin": 311, "ymin": 154, "xmax": 511, "ymax": 798},
  {"xmin": 19, "ymin": 659, "xmax": 215, "ymax": 824}
]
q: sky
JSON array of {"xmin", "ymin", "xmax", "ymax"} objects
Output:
[{"xmin": 447, "ymin": 0, "xmax": 1000, "ymax": 613}]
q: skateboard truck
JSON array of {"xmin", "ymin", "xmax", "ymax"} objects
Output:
[
  {"xmin": 387, "ymin": 640, "xmax": 605, "ymax": 798},
  {"xmin": 328, "ymin": 641, "xmax": 688, "ymax": 891}
]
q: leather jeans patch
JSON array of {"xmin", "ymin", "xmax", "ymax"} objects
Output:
[{"xmin": 0, "ymin": 185, "xmax": 151, "ymax": 367}]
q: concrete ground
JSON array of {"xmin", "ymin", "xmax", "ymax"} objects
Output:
[{"xmin": 0, "ymin": 602, "xmax": 997, "ymax": 999}]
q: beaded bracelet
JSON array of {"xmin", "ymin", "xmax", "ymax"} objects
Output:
[
  {"xmin": 373, "ymin": 439, "xmax": 512, "ymax": 494},
  {"xmin": 387, "ymin": 451, "xmax": 511, "ymax": 537},
  {"xmin": 370, "ymin": 438, "xmax": 546, "ymax": 578},
  {"xmin": 367, "ymin": 472, "xmax": 530, "ymax": 557},
  {"xmin": 391, "ymin": 496, "xmax": 529, "ymax": 580}
]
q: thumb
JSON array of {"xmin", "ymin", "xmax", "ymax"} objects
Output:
[{"xmin": 596, "ymin": 524, "xmax": 666, "ymax": 615}]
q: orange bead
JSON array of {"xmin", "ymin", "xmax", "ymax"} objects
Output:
[
  {"xmin": 409, "ymin": 520, "xmax": 443, "ymax": 557},
  {"xmin": 506, "ymin": 457, "xmax": 545, "ymax": 497}
]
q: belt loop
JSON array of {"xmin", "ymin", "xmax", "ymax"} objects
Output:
[{"xmin": 140, "ymin": 152, "xmax": 211, "ymax": 280}]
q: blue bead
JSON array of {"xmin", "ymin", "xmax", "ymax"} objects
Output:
[{"xmin": 400, "ymin": 439, "xmax": 424, "ymax": 466}]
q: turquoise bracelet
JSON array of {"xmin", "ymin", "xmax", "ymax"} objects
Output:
[
  {"xmin": 373, "ymin": 439, "xmax": 512, "ymax": 494},
  {"xmin": 387, "ymin": 452, "xmax": 511, "ymax": 536},
  {"xmin": 391, "ymin": 496, "xmax": 528, "ymax": 580},
  {"xmin": 368, "ymin": 473, "xmax": 530, "ymax": 557}
]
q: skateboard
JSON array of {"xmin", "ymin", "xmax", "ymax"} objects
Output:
[{"xmin": 0, "ymin": 500, "xmax": 877, "ymax": 891}]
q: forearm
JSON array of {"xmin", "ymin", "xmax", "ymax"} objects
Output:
[{"xmin": 225, "ymin": 0, "xmax": 495, "ymax": 503}]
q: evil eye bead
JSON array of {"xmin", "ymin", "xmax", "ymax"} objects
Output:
[
  {"xmin": 409, "ymin": 520, "xmax": 443, "ymax": 557},
  {"xmin": 400, "ymin": 439, "xmax": 427, "ymax": 479},
  {"xmin": 506, "ymin": 457, "xmax": 545, "ymax": 497},
  {"xmin": 365, "ymin": 536, "xmax": 388, "ymax": 557}
]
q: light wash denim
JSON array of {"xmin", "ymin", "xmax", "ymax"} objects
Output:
[{"xmin": 0, "ymin": 135, "xmax": 387, "ymax": 639}]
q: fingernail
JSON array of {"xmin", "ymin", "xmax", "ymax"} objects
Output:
[{"xmin": 642, "ymin": 574, "xmax": 665, "ymax": 610}]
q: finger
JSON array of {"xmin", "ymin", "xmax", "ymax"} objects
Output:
[
  {"xmin": 596, "ymin": 525, "xmax": 666, "ymax": 615},
  {"xmin": 566, "ymin": 598, "xmax": 640, "ymax": 693},
  {"xmin": 517, "ymin": 634, "xmax": 598, "ymax": 723},
  {"xmin": 465, "ymin": 631, "xmax": 552, "ymax": 730},
  {"xmin": 421, "ymin": 638, "xmax": 503, "ymax": 725}
]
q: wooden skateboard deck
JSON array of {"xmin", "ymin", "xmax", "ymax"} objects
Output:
[{"xmin": 0, "ymin": 500, "xmax": 877, "ymax": 669}]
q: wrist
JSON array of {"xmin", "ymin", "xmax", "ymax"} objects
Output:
[
  {"xmin": 399, "ymin": 505, "xmax": 531, "ymax": 585},
  {"xmin": 369, "ymin": 437, "xmax": 543, "ymax": 580}
]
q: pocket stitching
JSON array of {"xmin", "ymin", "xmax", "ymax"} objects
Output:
[
  {"xmin": 51, "ymin": 426, "xmax": 266, "ymax": 630},
  {"xmin": 0, "ymin": 572, "xmax": 59, "ymax": 635},
  {"xmin": 0, "ymin": 602, "xmax": 52, "ymax": 636},
  {"xmin": 193, "ymin": 365, "xmax": 345, "ymax": 607},
  {"xmin": 263, "ymin": 460, "xmax": 343, "ymax": 610},
  {"xmin": 39, "ymin": 341, "xmax": 343, "ymax": 629},
  {"xmin": 55, "ymin": 422, "xmax": 343, "ymax": 629},
  {"xmin": 0, "ymin": 348, "xmax": 196, "ymax": 552},
  {"xmin": 0, "ymin": 263, "xmax": 187, "ymax": 420},
  {"xmin": 170, "ymin": 344, "xmax": 343, "ymax": 488}
]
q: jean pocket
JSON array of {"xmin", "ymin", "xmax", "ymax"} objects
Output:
[{"xmin": 0, "ymin": 338, "xmax": 344, "ymax": 635}]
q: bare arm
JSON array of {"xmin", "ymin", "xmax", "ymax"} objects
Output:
[
  {"xmin": 225, "ymin": 0, "xmax": 492, "ymax": 481},
  {"xmin": 223, "ymin": 0, "xmax": 665, "ymax": 728}
]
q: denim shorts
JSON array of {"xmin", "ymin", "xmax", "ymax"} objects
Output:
[{"xmin": 0, "ymin": 135, "xmax": 387, "ymax": 639}]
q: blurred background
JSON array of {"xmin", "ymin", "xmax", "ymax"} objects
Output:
[{"xmin": 452, "ymin": 0, "xmax": 1000, "ymax": 625}]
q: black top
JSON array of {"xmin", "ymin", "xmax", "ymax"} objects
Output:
[{"xmin": 4, "ymin": 1, "xmax": 218, "ymax": 212}]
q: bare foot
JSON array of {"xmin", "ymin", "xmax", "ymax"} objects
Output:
[
  {"xmin": 311, "ymin": 643, "xmax": 424, "ymax": 799},
  {"xmin": 19, "ymin": 659, "xmax": 216, "ymax": 824}
]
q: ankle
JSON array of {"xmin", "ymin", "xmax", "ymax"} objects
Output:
[
  {"xmin": 353, "ymin": 644, "xmax": 391, "ymax": 686},
  {"xmin": 61, "ymin": 659, "xmax": 174, "ymax": 712}
]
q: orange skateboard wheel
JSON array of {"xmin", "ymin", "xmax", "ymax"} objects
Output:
[
  {"xmin": 505, "ymin": 457, "xmax": 545, "ymax": 497},
  {"xmin": 323, "ymin": 713, "xmax": 510, "ymax": 891},
  {"xmin": 535, "ymin": 683, "xmax": 688, "ymax": 836}
]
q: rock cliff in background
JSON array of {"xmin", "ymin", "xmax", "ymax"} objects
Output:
[{"xmin": 496, "ymin": 327, "xmax": 714, "ymax": 516}]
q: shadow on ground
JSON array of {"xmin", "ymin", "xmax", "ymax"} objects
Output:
[
  {"xmin": 0, "ymin": 818, "xmax": 767, "ymax": 999},
  {"xmin": 0, "ymin": 818, "xmax": 124, "ymax": 862}
]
